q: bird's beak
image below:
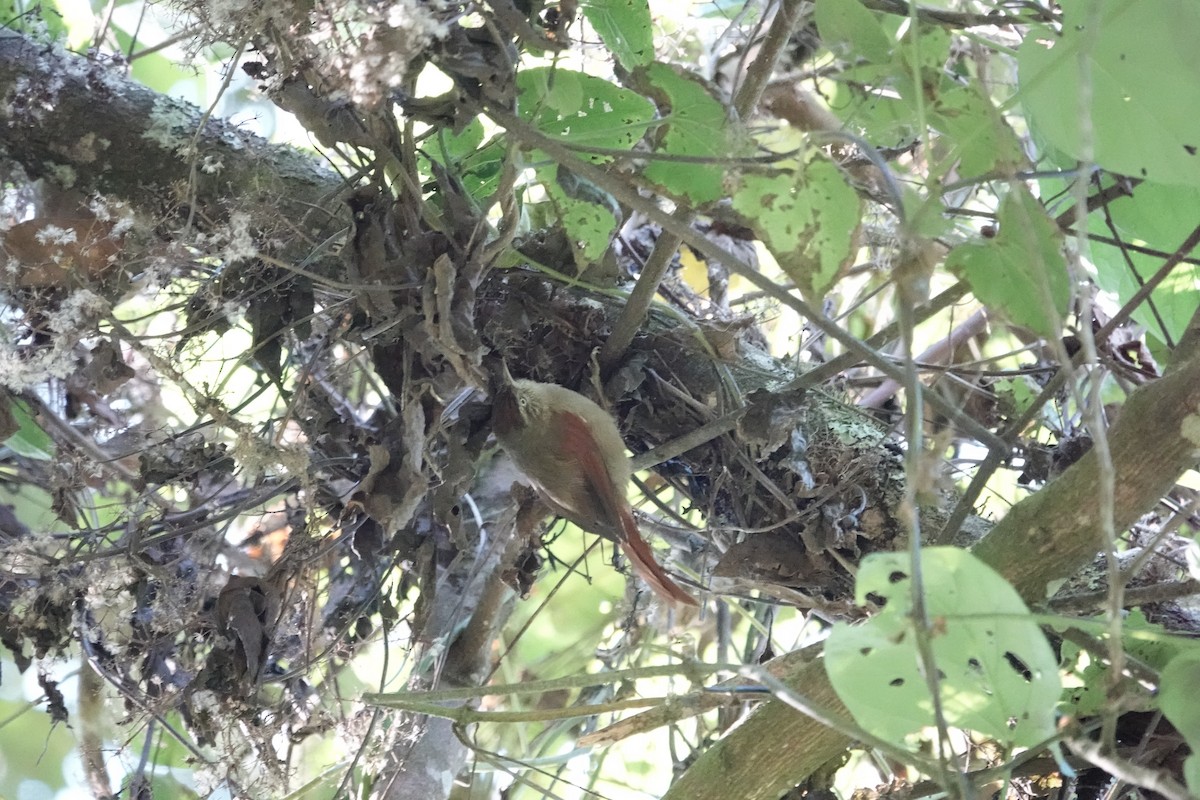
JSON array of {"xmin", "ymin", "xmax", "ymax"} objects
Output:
[
  {"xmin": 483, "ymin": 355, "xmax": 517, "ymax": 394},
  {"xmin": 498, "ymin": 360, "xmax": 516, "ymax": 388},
  {"xmin": 491, "ymin": 383, "xmax": 521, "ymax": 435}
]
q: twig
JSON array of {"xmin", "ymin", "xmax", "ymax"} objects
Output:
[
  {"xmin": 1051, "ymin": 579, "xmax": 1200, "ymax": 614},
  {"xmin": 630, "ymin": 409, "xmax": 744, "ymax": 472},
  {"xmin": 597, "ymin": 0, "xmax": 810, "ymax": 374},
  {"xmin": 857, "ymin": 308, "xmax": 990, "ymax": 408},
  {"xmin": 478, "ymin": 103, "xmax": 1008, "ymax": 451},
  {"xmin": 1065, "ymin": 736, "xmax": 1192, "ymax": 800}
]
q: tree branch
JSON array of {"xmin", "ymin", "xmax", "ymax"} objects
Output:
[{"xmin": 0, "ymin": 30, "xmax": 345, "ymax": 264}]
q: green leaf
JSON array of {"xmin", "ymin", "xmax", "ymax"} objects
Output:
[
  {"xmin": 546, "ymin": 166, "xmax": 621, "ymax": 264},
  {"xmin": 815, "ymin": 0, "xmax": 893, "ymax": 64},
  {"xmin": 430, "ymin": 118, "xmax": 485, "ymax": 166},
  {"xmin": 419, "ymin": 120, "xmax": 490, "ymax": 209},
  {"xmin": 1059, "ymin": 609, "xmax": 1196, "ymax": 718},
  {"xmin": 1085, "ymin": 181, "xmax": 1200, "ymax": 346},
  {"xmin": 895, "ymin": 24, "xmax": 951, "ymax": 79},
  {"xmin": 930, "ymin": 84, "xmax": 1026, "ymax": 178},
  {"xmin": 1059, "ymin": 638, "xmax": 1109, "ymax": 718},
  {"xmin": 821, "ymin": 23, "xmax": 949, "ymax": 148},
  {"xmin": 1018, "ymin": 0, "xmax": 1200, "ymax": 187},
  {"xmin": 1161, "ymin": 652, "xmax": 1200, "ymax": 742},
  {"xmin": 825, "ymin": 547, "xmax": 1061, "ymax": 748},
  {"xmin": 730, "ymin": 156, "xmax": 861, "ymax": 301},
  {"xmin": 580, "ymin": 0, "xmax": 654, "ymax": 70},
  {"xmin": 5, "ymin": 400, "xmax": 55, "ymax": 460},
  {"xmin": 634, "ymin": 63, "xmax": 737, "ymax": 204},
  {"xmin": 1187, "ymin": 755, "xmax": 1200, "ymax": 800},
  {"xmin": 515, "ymin": 68, "xmax": 653, "ymax": 267},
  {"xmin": 517, "ymin": 67, "xmax": 655, "ymax": 156},
  {"xmin": 826, "ymin": 73, "xmax": 917, "ymax": 145},
  {"xmin": 455, "ymin": 136, "xmax": 507, "ymax": 203},
  {"xmin": 947, "ymin": 186, "xmax": 1069, "ymax": 338}
]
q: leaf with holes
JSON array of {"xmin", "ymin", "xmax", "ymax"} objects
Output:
[
  {"xmin": 545, "ymin": 166, "xmax": 621, "ymax": 264},
  {"xmin": 729, "ymin": 156, "xmax": 861, "ymax": 301},
  {"xmin": 517, "ymin": 67, "xmax": 655, "ymax": 158},
  {"xmin": 825, "ymin": 547, "xmax": 1061, "ymax": 748},
  {"xmin": 632, "ymin": 63, "xmax": 740, "ymax": 204},
  {"xmin": 515, "ymin": 67, "xmax": 654, "ymax": 264},
  {"xmin": 930, "ymin": 83, "xmax": 1026, "ymax": 179}
]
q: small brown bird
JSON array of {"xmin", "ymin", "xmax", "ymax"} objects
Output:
[{"xmin": 492, "ymin": 378, "xmax": 698, "ymax": 606}]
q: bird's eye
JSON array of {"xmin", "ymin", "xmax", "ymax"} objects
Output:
[{"xmin": 518, "ymin": 397, "xmax": 528, "ymax": 407}]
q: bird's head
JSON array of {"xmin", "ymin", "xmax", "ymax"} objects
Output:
[{"xmin": 490, "ymin": 361, "xmax": 544, "ymax": 436}]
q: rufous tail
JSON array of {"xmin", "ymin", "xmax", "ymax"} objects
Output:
[{"xmin": 617, "ymin": 509, "xmax": 698, "ymax": 607}]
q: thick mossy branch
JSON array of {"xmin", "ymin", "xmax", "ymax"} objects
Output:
[
  {"xmin": 974, "ymin": 320, "xmax": 1200, "ymax": 598},
  {"xmin": 666, "ymin": 311, "xmax": 1200, "ymax": 800},
  {"xmin": 0, "ymin": 30, "xmax": 345, "ymax": 266}
]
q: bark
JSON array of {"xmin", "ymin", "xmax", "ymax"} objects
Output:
[
  {"xmin": 973, "ymin": 325, "xmax": 1200, "ymax": 597},
  {"xmin": 0, "ymin": 29, "xmax": 344, "ymax": 267}
]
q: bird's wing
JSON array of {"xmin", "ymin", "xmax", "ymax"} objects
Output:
[{"xmin": 557, "ymin": 410, "xmax": 698, "ymax": 607}]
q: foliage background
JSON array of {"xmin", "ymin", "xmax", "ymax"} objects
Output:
[{"xmin": 0, "ymin": 0, "xmax": 1199, "ymax": 798}]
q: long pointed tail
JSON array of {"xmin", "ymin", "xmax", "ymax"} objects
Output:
[{"xmin": 617, "ymin": 509, "xmax": 698, "ymax": 607}]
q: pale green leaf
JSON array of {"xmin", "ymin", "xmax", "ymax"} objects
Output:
[
  {"xmin": 517, "ymin": 67, "xmax": 655, "ymax": 156},
  {"xmin": 896, "ymin": 24, "xmax": 951, "ymax": 78},
  {"xmin": 1018, "ymin": 0, "xmax": 1200, "ymax": 187},
  {"xmin": 5, "ymin": 400, "xmax": 55, "ymax": 461},
  {"xmin": 814, "ymin": 0, "xmax": 893, "ymax": 63},
  {"xmin": 1059, "ymin": 610, "xmax": 1186, "ymax": 718},
  {"xmin": 431, "ymin": 118, "xmax": 485, "ymax": 166},
  {"xmin": 1085, "ymin": 181, "xmax": 1200, "ymax": 346},
  {"xmin": 635, "ymin": 63, "xmax": 736, "ymax": 204},
  {"xmin": 930, "ymin": 84, "xmax": 1025, "ymax": 178},
  {"xmin": 546, "ymin": 167, "xmax": 620, "ymax": 264},
  {"xmin": 455, "ymin": 136, "xmax": 507, "ymax": 202},
  {"xmin": 947, "ymin": 187, "xmax": 1069, "ymax": 338},
  {"xmin": 730, "ymin": 157, "xmax": 860, "ymax": 301},
  {"xmin": 580, "ymin": 0, "xmax": 654, "ymax": 70},
  {"xmin": 516, "ymin": 68, "xmax": 653, "ymax": 266},
  {"xmin": 826, "ymin": 547, "xmax": 1061, "ymax": 748},
  {"xmin": 1160, "ymin": 652, "xmax": 1200, "ymax": 742}
]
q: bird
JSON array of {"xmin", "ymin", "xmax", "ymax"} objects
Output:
[{"xmin": 491, "ymin": 377, "xmax": 698, "ymax": 607}]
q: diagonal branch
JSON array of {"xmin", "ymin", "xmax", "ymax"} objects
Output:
[{"xmin": 598, "ymin": 0, "xmax": 811, "ymax": 373}]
